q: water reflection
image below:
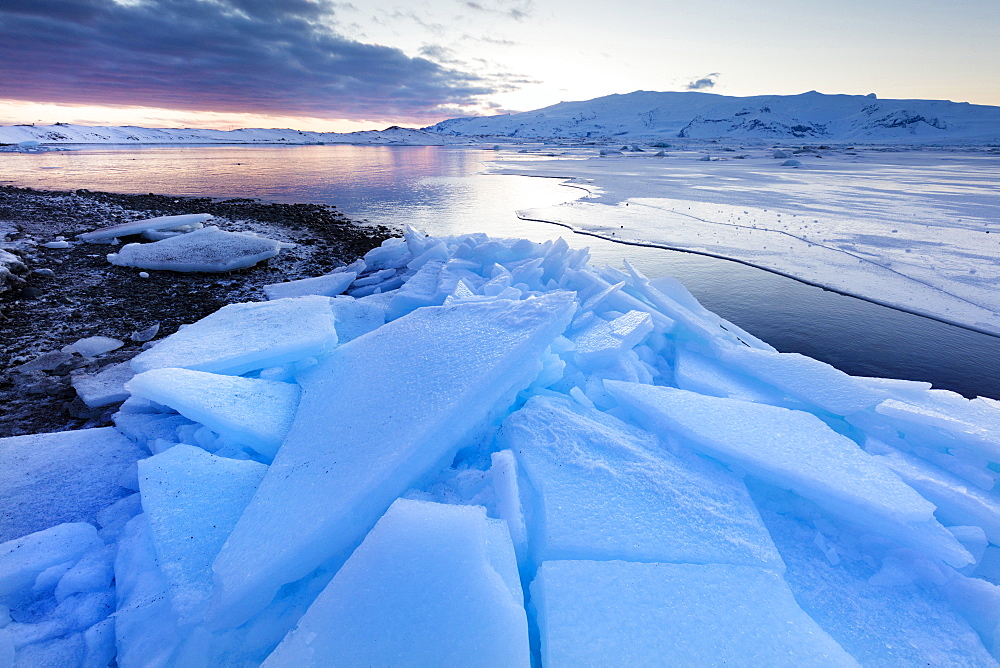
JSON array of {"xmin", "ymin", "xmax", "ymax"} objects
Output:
[{"xmin": 2, "ymin": 144, "xmax": 997, "ymax": 398}]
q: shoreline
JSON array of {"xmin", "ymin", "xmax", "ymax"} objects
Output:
[{"xmin": 0, "ymin": 185, "xmax": 397, "ymax": 437}]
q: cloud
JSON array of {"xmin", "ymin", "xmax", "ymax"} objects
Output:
[
  {"xmin": 0, "ymin": 0, "xmax": 498, "ymax": 122},
  {"xmin": 685, "ymin": 72, "xmax": 721, "ymax": 91},
  {"xmin": 462, "ymin": 0, "xmax": 533, "ymax": 21}
]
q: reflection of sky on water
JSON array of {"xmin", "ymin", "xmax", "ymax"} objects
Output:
[{"xmin": 2, "ymin": 144, "xmax": 998, "ymax": 399}]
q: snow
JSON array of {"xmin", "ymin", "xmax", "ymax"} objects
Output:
[
  {"xmin": 107, "ymin": 226, "xmax": 290, "ymax": 272},
  {"xmin": 265, "ymin": 499, "xmax": 529, "ymax": 667},
  {"xmin": 425, "ymin": 90, "xmax": 1000, "ymax": 142},
  {"xmin": 4, "ymin": 226, "xmax": 1000, "ymax": 665}
]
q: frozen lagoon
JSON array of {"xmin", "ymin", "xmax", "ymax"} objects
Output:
[{"xmin": 4, "ymin": 143, "xmax": 999, "ymax": 398}]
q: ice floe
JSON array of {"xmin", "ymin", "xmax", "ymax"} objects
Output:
[
  {"xmin": 107, "ymin": 226, "xmax": 291, "ymax": 272},
  {"xmin": 3, "ymin": 229, "xmax": 1000, "ymax": 665}
]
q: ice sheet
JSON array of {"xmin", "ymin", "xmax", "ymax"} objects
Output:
[
  {"xmin": 127, "ymin": 368, "xmax": 300, "ymax": 459},
  {"xmin": 130, "ymin": 295, "xmax": 337, "ymax": 376},
  {"xmin": 607, "ymin": 382, "xmax": 973, "ymax": 567},
  {"xmin": 500, "ymin": 396, "xmax": 782, "ymax": 568},
  {"xmin": 264, "ymin": 499, "xmax": 529, "ymax": 667},
  {"xmin": 493, "ymin": 149, "xmax": 1000, "ymax": 335},
  {"xmin": 139, "ymin": 445, "xmax": 266, "ymax": 624},
  {"xmin": 210, "ymin": 293, "xmax": 576, "ymax": 627},
  {"xmin": 531, "ymin": 560, "xmax": 855, "ymax": 666},
  {"xmin": 0, "ymin": 427, "xmax": 146, "ymax": 542}
]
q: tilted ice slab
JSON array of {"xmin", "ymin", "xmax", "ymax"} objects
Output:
[
  {"xmin": 0, "ymin": 427, "xmax": 146, "ymax": 542},
  {"xmin": 130, "ymin": 295, "xmax": 337, "ymax": 376},
  {"xmin": 108, "ymin": 226, "xmax": 290, "ymax": 272},
  {"xmin": 265, "ymin": 499, "xmax": 529, "ymax": 667},
  {"xmin": 263, "ymin": 271, "xmax": 356, "ymax": 301},
  {"xmin": 499, "ymin": 396, "xmax": 782, "ymax": 569},
  {"xmin": 494, "ymin": 151, "xmax": 1000, "ymax": 335},
  {"xmin": 139, "ymin": 445, "xmax": 267, "ymax": 625},
  {"xmin": 606, "ymin": 383, "xmax": 974, "ymax": 568},
  {"xmin": 72, "ymin": 361, "xmax": 134, "ymax": 408},
  {"xmin": 531, "ymin": 560, "xmax": 855, "ymax": 667},
  {"xmin": 0, "ymin": 523, "xmax": 102, "ymax": 598},
  {"xmin": 211, "ymin": 293, "xmax": 576, "ymax": 627},
  {"xmin": 78, "ymin": 214, "xmax": 212, "ymax": 243},
  {"xmin": 127, "ymin": 368, "xmax": 300, "ymax": 460}
]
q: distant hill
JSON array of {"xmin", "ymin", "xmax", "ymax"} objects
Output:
[
  {"xmin": 0, "ymin": 124, "xmax": 458, "ymax": 146},
  {"xmin": 423, "ymin": 90, "xmax": 1000, "ymax": 142}
]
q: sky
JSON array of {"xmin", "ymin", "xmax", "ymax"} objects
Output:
[{"xmin": 1, "ymin": 0, "xmax": 997, "ymax": 131}]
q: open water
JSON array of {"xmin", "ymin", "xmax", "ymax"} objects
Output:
[{"xmin": 3, "ymin": 144, "xmax": 997, "ymax": 398}]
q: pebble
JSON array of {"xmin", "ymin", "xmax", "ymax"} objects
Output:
[{"xmin": 33, "ymin": 268, "xmax": 56, "ymax": 277}]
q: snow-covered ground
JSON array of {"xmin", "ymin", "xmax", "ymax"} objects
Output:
[
  {"xmin": 3, "ymin": 227, "xmax": 1000, "ymax": 665},
  {"xmin": 426, "ymin": 90, "xmax": 1000, "ymax": 142},
  {"xmin": 485, "ymin": 144, "xmax": 1000, "ymax": 335}
]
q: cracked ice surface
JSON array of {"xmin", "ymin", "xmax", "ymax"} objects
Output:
[{"xmin": 489, "ymin": 148, "xmax": 1000, "ymax": 335}]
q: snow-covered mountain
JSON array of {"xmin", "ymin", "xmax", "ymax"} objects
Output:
[
  {"xmin": 0, "ymin": 124, "xmax": 461, "ymax": 146},
  {"xmin": 424, "ymin": 91, "xmax": 1000, "ymax": 142}
]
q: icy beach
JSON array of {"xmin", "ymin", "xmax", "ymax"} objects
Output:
[{"xmin": 2, "ymin": 220, "xmax": 1000, "ymax": 665}]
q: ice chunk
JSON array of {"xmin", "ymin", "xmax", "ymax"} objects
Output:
[
  {"xmin": 385, "ymin": 259, "xmax": 445, "ymax": 320},
  {"xmin": 760, "ymin": 510, "xmax": 993, "ymax": 666},
  {"xmin": 715, "ymin": 343, "xmax": 884, "ymax": 415},
  {"xmin": 130, "ymin": 323, "xmax": 160, "ymax": 342},
  {"xmin": 61, "ymin": 335, "xmax": 123, "ymax": 357},
  {"xmin": 139, "ymin": 445, "xmax": 266, "ymax": 623},
  {"xmin": 0, "ymin": 427, "xmax": 146, "ymax": 542},
  {"xmin": 532, "ymin": 560, "xmax": 855, "ymax": 666},
  {"xmin": 130, "ymin": 295, "xmax": 337, "ymax": 376},
  {"xmin": 873, "ymin": 446, "xmax": 1000, "ymax": 545},
  {"xmin": 607, "ymin": 383, "xmax": 973, "ymax": 568},
  {"xmin": 264, "ymin": 499, "xmax": 529, "ymax": 667},
  {"xmin": 781, "ymin": 159, "xmax": 803, "ymax": 167},
  {"xmin": 570, "ymin": 310, "xmax": 653, "ymax": 368},
  {"xmin": 77, "ymin": 213, "xmax": 213, "ymax": 242},
  {"xmin": 674, "ymin": 346, "xmax": 791, "ymax": 404},
  {"xmin": 500, "ymin": 396, "xmax": 782, "ymax": 569},
  {"xmin": 329, "ymin": 296, "xmax": 385, "ymax": 343},
  {"xmin": 108, "ymin": 226, "xmax": 289, "ymax": 272},
  {"xmin": 490, "ymin": 450, "xmax": 528, "ymax": 566},
  {"xmin": 211, "ymin": 293, "xmax": 576, "ymax": 627},
  {"xmin": 0, "ymin": 523, "xmax": 100, "ymax": 599},
  {"xmin": 127, "ymin": 368, "xmax": 300, "ymax": 459},
  {"xmin": 875, "ymin": 397, "xmax": 1000, "ymax": 463},
  {"xmin": 263, "ymin": 272, "xmax": 356, "ymax": 301},
  {"xmin": 71, "ymin": 361, "xmax": 134, "ymax": 408}
]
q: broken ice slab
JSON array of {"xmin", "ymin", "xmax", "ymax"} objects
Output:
[
  {"xmin": 77, "ymin": 213, "xmax": 213, "ymax": 243},
  {"xmin": 211, "ymin": 293, "xmax": 576, "ymax": 628},
  {"xmin": 107, "ymin": 226, "xmax": 290, "ymax": 272},
  {"xmin": 0, "ymin": 427, "xmax": 147, "ymax": 543},
  {"xmin": 264, "ymin": 499, "xmax": 529, "ymax": 667},
  {"xmin": 327, "ymin": 296, "xmax": 385, "ymax": 343},
  {"xmin": 607, "ymin": 382, "xmax": 974, "ymax": 568},
  {"xmin": 874, "ymin": 395, "xmax": 1000, "ymax": 463},
  {"xmin": 130, "ymin": 295, "xmax": 337, "ymax": 376},
  {"xmin": 139, "ymin": 445, "xmax": 266, "ymax": 624},
  {"xmin": 72, "ymin": 361, "xmax": 134, "ymax": 408},
  {"xmin": 0, "ymin": 523, "xmax": 101, "ymax": 599},
  {"xmin": 61, "ymin": 335, "xmax": 124, "ymax": 357},
  {"xmin": 715, "ymin": 342, "xmax": 885, "ymax": 416},
  {"xmin": 499, "ymin": 396, "xmax": 782, "ymax": 569},
  {"xmin": 531, "ymin": 560, "xmax": 855, "ymax": 667},
  {"xmin": 761, "ymin": 509, "xmax": 997, "ymax": 666},
  {"xmin": 263, "ymin": 272, "xmax": 357, "ymax": 301},
  {"xmin": 127, "ymin": 368, "xmax": 300, "ymax": 460},
  {"xmin": 569, "ymin": 310, "xmax": 654, "ymax": 370}
]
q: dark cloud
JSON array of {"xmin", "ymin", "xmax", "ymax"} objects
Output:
[
  {"xmin": 686, "ymin": 73, "xmax": 721, "ymax": 91},
  {"xmin": 0, "ymin": 0, "xmax": 496, "ymax": 121}
]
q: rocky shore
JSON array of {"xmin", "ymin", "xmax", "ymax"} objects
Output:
[{"xmin": 0, "ymin": 186, "xmax": 397, "ymax": 437}]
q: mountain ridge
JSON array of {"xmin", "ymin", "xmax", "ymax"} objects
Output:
[{"xmin": 423, "ymin": 90, "xmax": 1000, "ymax": 142}]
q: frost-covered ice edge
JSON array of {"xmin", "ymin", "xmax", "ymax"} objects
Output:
[{"xmin": 3, "ymin": 227, "xmax": 1000, "ymax": 666}]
